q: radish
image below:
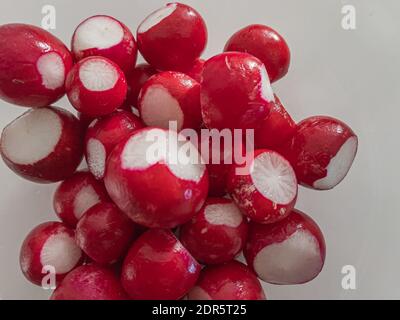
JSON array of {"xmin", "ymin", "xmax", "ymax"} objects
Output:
[
  {"xmin": 104, "ymin": 127, "xmax": 208, "ymax": 228},
  {"xmin": 201, "ymin": 52, "xmax": 274, "ymax": 130},
  {"xmin": 85, "ymin": 110, "xmax": 143, "ymax": 180},
  {"xmin": 121, "ymin": 229, "xmax": 201, "ymax": 300},
  {"xmin": 279, "ymin": 116, "xmax": 358, "ymax": 190},
  {"xmin": 184, "ymin": 58, "xmax": 205, "ymax": 83},
  {"xmin": 138, "ymin": 71, "xmax": 202, "ymax": 131},
  {"xmin": 72, "ymin": 15, "xmax": 137, "ymax": 74},
  {"xmin": 53, "ymin": 171, "xmax": 110, "ymax": 227},
  {"xmin": 66, "ymin": 56, "xmax": 127, "ymax": 117},
  {"xmin": 137, "ymin": 3, "xmax": 207, "ymax": 71},
  {"xmin": 227, "ymin": 149, "xmax": 298, "ymax": 224},
  {"xmin": 126, "ymin": 63, "xmax": 157, "ymax": 108},
  {"xmin": 50, "ymin": 265, "xmax": 128, "ymax": 300},
  {"xmin": 187, "ymin": 261, "xmax": 265, "ymax": 300},
  {"xmin": 0, "ymin": 24, "xmax": 73, "ymax": 108},
  {"xmin": 0, "ymin": 107, "xmax": 84, "ymax": 183},
  {"xmin": 20, "ymin": 222, "xmax": 82, "ymax": 286},
  {"xmin": 180, "ymin": 198, "xmax": 248, "ymax": 264},
  {"xmin": 77, "ymin": 103, "xmax": 133, "ymax": 129},
  {"xmin": 244, "ymin": 209, "xmax": 326, "ymax": 285}
]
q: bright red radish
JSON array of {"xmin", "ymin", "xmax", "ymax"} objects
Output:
[
  {"xmin": 184, "ymin": 58, "xmax": 205, "ymax": 83},
  {"xmin": 53, "ymin": 171, "xmax": 110, "ymax": 227},
  {"xmin": 180, "ymin": 198, "xmax": 248, "ymax": 264},
  {"xmin": 227, "ymin": 149, "xmax": 297, "ymax": 224},
  {"xmin": 121, "ymin": 229, "xmax": 201, "ymax": 300},
  {"xmin": 0, "ymin": 24, "xmax": 73, "ymax": 108},
  {"xmin": 137, "ymin": 3, "xmax": 207, "ymax": 71},
  {"xmin": 0, "ymin": 107, "xmax": 84, "ymax": 183},
  {"xmin": 201, "ymin": 52, "xmax": 274, "ymax": 130},
  {"xmin": 72, "ymin": 15, "xmax": 137, "ymax": 74},
  {"xmin": 138, "ymin": 71, "xmax": 202, "ymax": 131},
  {"xmin": 126, "ymin": 63, "xmax": 157, "ymax": 107},
  {"xmin": 244, "ymin": 209, "xmax": 326, "ymax": 285},
  {"xmin": 66, "ymin": 56, "xmax": 127, "ymax": 117},
  {"xmin": 187, "ymin": 261, "xmax": 265, "ymax": 300},
  {"xmin": 20, "ymin": 222, "xmax": 82, "ymax": 286}
]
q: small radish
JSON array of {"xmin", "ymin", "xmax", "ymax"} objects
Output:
[
  {"xmin": 201, "ymin": 52, "xmax": 274, "ymax": 130},
  {"xmin": 137, "ymin": 3, "xmax": 207, "ymax": 71},
  {"xmin": 0, "ymin": 107, "xmax": 84, "ymax": 183},
  {"xmin": 227, "ymin": 149, "xmax": 298, "ymax": 224},
  {"xmin": 53, "ymin": 171, "xmax": 110, "ymax": 227},
  {"xmin": 180, "ymin": 198, "xmax": 248, "ymax": 264},
  {"xmin": 72, "ymin": 15, "xmax": 137, "ymax": 74},
  {"xmin": 104, "ymin": 127, "xmax": 208, "ymax": 228},
  {"xmin": 279, "ymin": 116, "xmax": 358, "ymax": 190},
  {"xmin": 66, "ymin": 56, "xmax": 127, "ymax": 117},
  {"xmin": 244, "ymin": 209, "xmax": 326, "ymax": 285},
  {"xmin": 20, "ymin": 222, "xmax": 82, "ymax": 286},
  {"xmin": 50, "ymin": 265, "xmax": 128, "ymax": 300},
  {"xmin": 187, "ymin": 261, "xmax": 265, "ymax": 300},
  {"xmin": 126, "ymin": 63, "xmax": 157, "ymax": 107},
  {"xmin": 184, "ymin": 58, "xmax": 205, "ymax": 83},
  {"xmin": 224, "ymin": 24, "xmax": 290, "ymax": 83},
  {"xmin": 0, "ymin": 24, "xmax": 73, "ymax": 108},
  {"xmin": 85, "ymin": 110, "xmax": 143, "ymax": 180},
  {"xmin": 121, "ymin": 229, "xmax": 201, "ymax": 300},
  {"xmin": 138, "ymin": 71, "xmax": 202, "ymax": 131}
]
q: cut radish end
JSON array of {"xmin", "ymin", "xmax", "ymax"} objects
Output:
[
  {"xmin": 260, "ymin": 65, "xmax": 275, "ymax": 103},
  {"xmin": 37, "ymin": 52, "xmax": 65, "ymax": 90},
  {"xmin": 79, "ymin": 58, "xmax": 118, "ymax": 91},
  {"xmin": 73, "ymin": 184, "xmax": 101, "ymax": 220},
  {"xmin": 204, "ymin": 202, "xmax": 243, "ymax": 228},
  {"xmin": 138, "ymin": 3, "xmax": 177, "ymax": 34},
  {"xmin": 87, "ymin": 138, "xmax": 106, "ymax": 179}
]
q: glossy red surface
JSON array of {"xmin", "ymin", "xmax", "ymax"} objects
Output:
[
  {"xmin": 125, "ymin": 63, "xmax": 157, "ymax": 107},
  {"xmin": 184, "ymin": 58, "xmax": 205, "ymax": 83}
]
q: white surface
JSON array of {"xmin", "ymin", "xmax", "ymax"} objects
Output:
[{"xmin": 0, "ymin": 0, "xmax": 399, "ymax": 300}]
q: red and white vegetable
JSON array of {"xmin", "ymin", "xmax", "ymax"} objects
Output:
[{"xmin": 126, "ymin": 63, "xmax": 157, "ymax": 108}]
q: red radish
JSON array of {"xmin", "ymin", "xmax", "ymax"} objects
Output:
[
  {"xmin": 72, "ymin": 15, "xmax": 137, "ymax": 74},
  {"xmin": 53, "ymin": 171, "xmax": 110, "ymax": 227},
  {"xmin": 0, "ymin": 107, "xmax": 84, "ymax": 183},
  {"xmin": 77, "ymin": 103, "xmax": 133, "ymax": 129},
  {"xmin": 66, "ymin": 56, "xmax": 127, "ymax": 117},
  {"xmin": 227, "ymin": 149, "xmax": 297, "ymax": 224},
  {"xmin": 85, "ymin": 110, "xmax": 143, "ymax": 180},
  {"xmin": 126, "ymin": 63, "xmax": 157, "ymax": 107},
  {"xmin": 244, "ymin": 209, "xmax": 326, "ymax": 285},
  {"xmin": 104, "ymin": 127, "xmax": 208, "ymax": 228},
  {"xmin": 121, "ymin": 229, "xmax": 201, "ymax": 300},
  {"xmin": 184, "ymin": 58, "xmax": 205, "ymax": 83},
  {"xmin": 224, "ymin": 24, "xmax": 290, "ymax": 83},
  {"xmin": 76, "ymin": 202, "xmax": 136, "ymax": 265},
  {"xmin": 50, "ymin": 265, "xmax": 128, "ymax": 300},
  {"xmin": 279, "ymin": 116, "xmax": 358, "ymax": 190},
  {"xmin": 187, "ymin": 261, "xmax": 265, "ymax": 300},
  {"xmin": 201, "ymin": 52, "xmax": 274, "ymax": 130},
  {"xmin": 138, "ymin": 71, "xmax": 202, "ymax": 131},
  {"xmin": 0, "ymin": 24, "xmax": 73, "ymax": 108},
  {"xmin": 137, "ymin": 3, "xmax": 207, "ymax": 71},
  {"xmin": 180, "ymin": 198, "xmax": 248, "ymax": 264},
  {"xmin": 20, "ymin": 222, "xmax": 82, "ymax": 286}
]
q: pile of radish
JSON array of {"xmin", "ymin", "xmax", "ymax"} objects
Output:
[{"xmin": 0, "ymin": 2, "xmax": 358, "ymax": 300}]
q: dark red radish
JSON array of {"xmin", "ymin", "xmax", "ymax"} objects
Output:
[
  {"xmin": 126, "ymin": 63, "xmax": 157, "ymax": 107},
  {"xmin": 201, "ymin": 52, "xmax": 274, "ymax": 130},
  {"xmin": 72, "ymin": 15, "xmax": 137, "ymax": 74},
  {"xmin": 0, "ymin": 24, "xmax": 73, "ymax": 108},
  {"xmin": 187, "ymin": 261, "xmax": 265, "ymax": 300},
  {"xmin": 244, "ymin": 209, "xmax": 326, "ymax": 285},
  {"xmin": 137, "ymin": 3, "xmax": 207, "ymax": 71},
  {"xmin": 121, "ymin": 229, "xmax": 201, "ymax": 300},
  {"xmin": 0, "ymin": 107, "xmax": 84, "ymax": 183},
  {"xmin": 184, "ymin": 58, "xmax": 205, "ymax": 83},
  {"xmin": 20, "ymin": 222, "xmax": 82, "ymax": 286},
  {"xmin": 66, "ymin": 56, "xmax": 127, "ymax": 117},
  {"xmin": 77, "ymin": 103, "xmax": 133, "ymax": 129}
]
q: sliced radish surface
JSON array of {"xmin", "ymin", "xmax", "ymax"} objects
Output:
[
  {"xmin": 37, "ymin": 52, "xmax": 66, "ymax": 90},
  {"xmin": 86, "ymin": 138, "xmax": 106, "ymax": 179},
  {"xmin": 138, "ymin": 3, "xmax": 178, "ymax": 34},
  {"xmin": 79, "ymin": 59, "xmax": 118, "ymax": 91}
]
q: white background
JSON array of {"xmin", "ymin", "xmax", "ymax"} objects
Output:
[{"xmin": 0, "ymin": 0, "xmax": 399, "ymax": 299}]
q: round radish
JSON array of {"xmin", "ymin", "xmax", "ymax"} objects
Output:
[
  {"xmin": 227, "ymin": 149, "xmax": 297, "ymax": 224},
  {"xmin": 53, "ymin": 171, "xmax": 110, "ymax": 227},
  {"xmin": 0, "ymin": 23, "xmax": 73, "ymax": 108},
  {"xmin": 66, "ymin": 56, "xmax": 127, "ymax": 117},
  {"xmin": 121, "ymin": 229, "xmax": 201, "ymax": 300},
  {"xmin": 244, "ymin": 209, "xmax": 326, "ymax": 285},
  {"xmin": 201, "ymin": 52, "xmax": 274, "ymax": 130},
  {"xmin": 224, "ymin": 24, "xmax": 290, "ymax": 83},
  {"xmin": 20, "ymin": 222, "xmax": 82, "ymax": 286},
  {"xmin": 104, "ymin": 127, "xmax": 208, "ymax": 228},
  {"xmin": 72, "ymin": 15, "xmax": 137, "ymax": 74},
  {"xmin": 187, "ymin": 261, "xmax": 265, "ymax": 300},
  {"xmin": 184, "ymin": 58, "xmax": 205, "ymax": 83},
  {"xmin": 0, "ymin": 107, "xmax": 84, "ymax": 183},
  {"xmin": 126, "ymin": 63, "xmax": 157, "ymax": 107},
  {"xmin": 180, "ymin": 198, "xmax": 248, "ymax": 264},
  {"xmin": 138, "ymin": 71, "xmax": 202, "ymax": 131},
  {"xmin": 137, "ymin": 3, "xmax": 207, "ymax": 71}
]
